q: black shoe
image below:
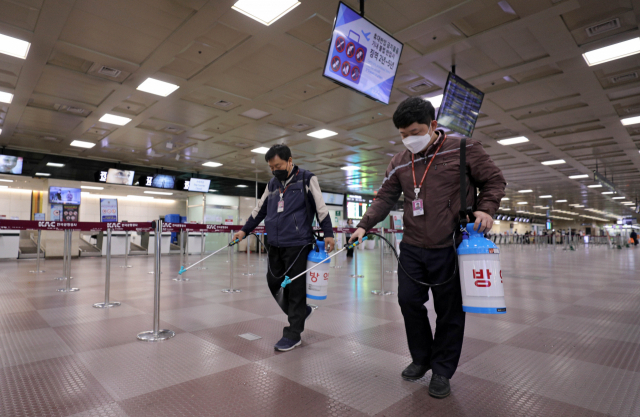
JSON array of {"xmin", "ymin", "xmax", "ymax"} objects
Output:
[
  {"xmin": 428, "ymin": 374, "xmax": 451, "ymax": 398},
  {"xmin": 401, "ymin": 362, "xmax": 429, "ymax": 380},
  {"xmin": 305, "ymin": 305, "xmax": 314, "ymax": 322}
]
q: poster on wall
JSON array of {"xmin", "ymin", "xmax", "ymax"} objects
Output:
[
  {"xmin": 51, "ymin": 204, "xmax": 63, "ymax": 222},
  {"xmin": 62, "ymin": 204, "xmax": 79, "ymax": 222},
  {"xmin": 225, "ymin": 216, "xmax": 234, "ymax": 225},
  {"xmin": 100, "ymin": 198, "xmax": 118, "ymax": 222},
  {"xmin": 34, "ymin": 213, "xmax": 45, "ymax": 221}
]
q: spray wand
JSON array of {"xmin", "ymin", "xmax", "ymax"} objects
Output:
[{"xmin": 176, "ymin": 236, "xmax": 244, "ymax": 278}]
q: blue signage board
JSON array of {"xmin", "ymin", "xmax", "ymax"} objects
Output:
[{"xmin": 100, "ymin": 198, "xmax": 118, "ymax": 222}]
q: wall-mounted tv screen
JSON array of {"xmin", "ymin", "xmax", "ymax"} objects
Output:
[
  {"xmin": 0, "ymin": 155, "xmax": 23, "ymax": 174},
  {"xmin": 106, "ymin": 169, "xmax": 135, "ymax": 185},
  {"xmin": 185, "ymin": 178, "xmax": 211, "ymax": 192},
  {"xmin": 437, "ymin": 72, "xmax": 484, "ymax": 137},
  {"xmin": 49, "ymin": 187, "xmax": 81, "ymax": 205},
  {"xmin": 141, "ymin": 174, "xmax": 176, "ymax": 189},
  {"xmin": 322, "ymin": 192, "xmax": 345, "ymax": 206},
  {"xmin": 322, "ymin": 2, "xmax": 403, "ymax": 104},
  {"xmin": 347, "ymin": 201, "xmax": 369, "ymax": 219}
]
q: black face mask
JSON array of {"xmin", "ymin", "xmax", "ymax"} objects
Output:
[{"xmin": 272, "ymin": 165, "xmax": 290, "ymax": 182}]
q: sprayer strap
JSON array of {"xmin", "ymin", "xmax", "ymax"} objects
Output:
[{"xmin": 459, "ymin": 138, "xmax": 467, "ymax": 225}]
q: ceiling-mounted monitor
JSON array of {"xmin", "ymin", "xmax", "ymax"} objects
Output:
[
  {"xmin": 0, "ymin": 155, "xmax": 23, "ymax": 174},
  {"xmin": 141, "ymin": 174, "xmax": 176, "ymax": 189},
  {"xmin": 185, "ymin": 178, "xmax": 211, "ymax": 192},
  {"xmin": 437, "ymin": 72, "xmax": 485, "ymax": 137},
  {"xmin": 97, "ymin": 168, "xmax": 135, "ymax": 185},
  {"xmin": 322, "ymin": 2, "xmax": 403, "ymax": 104},
  {"xmin": 49, "ymin": 187, "xmax": 81, "ymax": 205},
  {"xmin": 322, "ymin": 192, "xmax": 345, "ymax": 206}
]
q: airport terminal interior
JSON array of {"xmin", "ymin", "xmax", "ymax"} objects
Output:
[{"xmin": 0, "ymin": 0, "xmax": 640, "ymax": 415}]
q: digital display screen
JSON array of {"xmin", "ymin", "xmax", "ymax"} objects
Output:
[
  {"xmin": 0, "ymin": 155, "xmax": 23, "ymax": 174},
  {"xmin": 347, "ymin": 201, "xmax": 369, "ymax": 219},
  {"xmin": 322, "ymin": 2, "xmax": 403, "ymax": 104},
  {"xmin": 187, "ymin": 178, "xmax": 211, "ymax": 192},
  {"xmin": 437, "ymin": 72, "xmax": 485, "ymax": 137},
  {"xmin": 98, "ymin": 169, "xmax": 135, "ymax": 185},
  {"xmin": 322, "ymin": 192, "xmax": 345, "ymax": 206},
  {"xmin": 49, "ymin": 187, "xmax": 81, "ymax": 205},
  {"xmin": 142, "ymin": 174, "xmax": 176, "ymax": 189}
]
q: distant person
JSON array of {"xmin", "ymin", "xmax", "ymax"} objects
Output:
[
  {"xmin": 631, "ymin": 230, "xmax": 638, "ymax": 246},
  {"xmin": 345, "ymin": 219, "xmax": 354, "ymax": 257}
]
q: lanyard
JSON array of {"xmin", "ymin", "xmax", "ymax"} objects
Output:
[
  {"xmin": 279, "ymin": 171, "xmax": 298, "ymax": 200},
  {"xmin": 411, "ymin": 135, "xmax": 447, "ymax": 196}
]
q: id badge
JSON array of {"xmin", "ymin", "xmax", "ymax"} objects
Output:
[
  {"xmin": 277, "ymin": 200, "xmax": 284, "ymax": 213},
  {"xmin": 412, "ymin": 199, "xmax": 424, "ymax": 216}
]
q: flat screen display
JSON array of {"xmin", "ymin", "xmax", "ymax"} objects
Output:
[
  {"xmin": 142, "ymin": 174, "xmax": 176, "ymax": 189},
  {"xmin": 105, "ymin": 168, "xmax": 135, "ymax": 185},
  {"xmin": 347, "ymin": 201, "xmax": 368, "ymax": 219},
  {"xmin": 322, "ymin": 192, "xmax": 345, "ymax": 206},
  {"xmin": 437, "ymin": 72, "xmax": 485, "ymax": 137},
  {"xmin": 323, "ymin": 2, "xmax": 403, "ymax": 104},
  {"xmin": 0, "ymin": 155, "xmax": 23, "ymax": 174},
  {"xmin": 187, "ymin": 178, "xmax": 211, "ymax": 192},
  {"xmin": 49, "ymin": 187, "xmax": 81, "ymax": 205}
]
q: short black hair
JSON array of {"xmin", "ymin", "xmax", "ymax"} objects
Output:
[
  {"xmin": 392, "ymin": 97, "xmax": 436, "ymax": 129},
  {"xmin": 265, "ymin": 144, "xmax": 292, "ymax": 163}
]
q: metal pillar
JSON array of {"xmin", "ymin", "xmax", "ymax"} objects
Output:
[
  {"xmin": 242, "ymin": 234, "xmax": 254, "ymax": 276},
  {"xmin": 119, "ymin": 231, "xmax": 132, "ymax": 268},
  {"xmin": 372, "ymin": 231, "xmax": 393, "ymax": 295},
  {"xmin": 173, "ymin": 230, "xmax": 189, "ymax": 282},
  {"xmin": 222, "ymin": 231, "xmax": 241, "ymax": 293},
  {"xmin": 29, "ymin": 229, "xmax": 44, "ymax": 273},
  {"xmin": 350, "ymin": 234, "xmax": 364, "ymax": 278},
  {"xmin": 196, "ymin": 231, "xmax": 207, "ymax": 270},
  {"xmin": 94, "ymin": 229, "xmax": 120, "ymax": 308},
  {"xmin": 57, "ymin": 230, "xmax": 79, "ymax": 292},
  {"xmin": 138, "ymin": 220, "xmax": 175, "ymax": 342}
]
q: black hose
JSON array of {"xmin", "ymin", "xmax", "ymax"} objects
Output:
[
  {"xmin": 364, "ymin": 232, "xmax": 458, "ymax": 288},
  {"xmin": 249, "ymin": 233, "xmax": 312, "ymax": 280}
]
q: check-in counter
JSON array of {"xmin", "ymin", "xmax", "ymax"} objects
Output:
[
  {"xmin": 148, "ymin": 232, "xmax": 172, "ymax": 254},
  {"xmin": 42, "ymin": 231, "xmax": 81, "ymax": 258},
  {"xmin": 0, "ymin": 230, "xmax": 20, "ymax": 259},
  {"xmin": 187, "ymin": 232, "xmax": 206, "ymax": 255},
  {"xmin": 101, "ymin": 231, "xmax": 132, "ymax": 256}
]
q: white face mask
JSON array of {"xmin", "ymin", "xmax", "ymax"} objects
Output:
[{"xmin": 402, "ymin": 127, "xmax": 433, "ymax": 154}]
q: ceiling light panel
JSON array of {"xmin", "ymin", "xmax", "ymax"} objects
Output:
[
  {"xmin": 588, "ymin": 184, "xmax": 602, "ymax": 188},
  {"xmin": 341, "ymin": 166, "xmax": 361, "ymax": 171},
  {"xmin": 0, "ymin": 33, "xmax": 30, "ymax": 59},
  {"xmin": 136, "ymin": 78, "xmax": 180, "ymax": 97},
  {"xmin": 232, "ymin": 0, "xmax": 301, "ymax": 26},
  {"xmin": 612, "ymin": 197, "xmax": 625, "ymax": 200},
  {"xmin": 35, "ymin": 173, "xmax": 50, "ymax": 176},
  {"xmin": 424, "ymin": 94, "xmax": 443, "ymax": 108},
  {"xmin": 518, "ymin": 189, "xmax": 533, "ymax": 193},
  {"xmin": 497, "ymin": 136, "xmax": 529, "ymax": 145},
  {"xmin": 569, "ymin": 174, "xmax": 589, "ymax": 179},
  {"xmin": 541, "ymin": 159, "xmax": 566, "ymax": 165},
  {"xmin": 202, "ymin": 162, "xmax": 223, "ymax": 167},
  {"xmin": 0, "ymin": 91, "xmax": 13, "ymax": 104},
  {"xmin": 583, "ymin": 37, "xmax": 640, "ymax": 66},
  {"xmin": 81, "ymin": 186, "xmax": 103, "ymax": 190},
  {"xmin": 621, "ymin": 115, "xmax": 640, "ymax": 126},
  {"xmin": 70, "ymin": 140, "xmax": 96, "ymax": 148},
  {"xmin": 308, "ymin": 129, "xmax": 338, "ymax": 139},
  {"xmin": 539, "ymin": 195, "xmax": 552, "ymax": 198},
  {"xmin": 251, "ymin": 147, "xmax": 270, "ymax": 154},
  {"xmin": 99, "ymin": 114, "xmax": 132, "ymax": 126},
  {"xmin": 46, "ymin": 163, "xmax": 64, "ymax": 167}
]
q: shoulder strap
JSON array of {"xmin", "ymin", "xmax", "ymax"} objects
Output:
[{"xmin": 302, "ymin": 170, "xmax": 321, "ymax": 241}]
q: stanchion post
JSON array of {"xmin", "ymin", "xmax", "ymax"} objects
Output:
[
  {"xmin": 58, "ymin": 230, "xmax": 79, "ymax": 292},
  {"xmin": 243, "ymin": 234, "xmax": 254, "ymax": 276},
  {"xmin": 350, "ymin": 231, "xmax": 364, "ymax": 278},
  {"xmin": 138, "ymin": 220, "xmax": 175, "ymax": 342},
  {"xmin": 222, "ymin": 231, "xmax": 241, "ymax": 293},
  {"xmin": 94, "ymin": 228, "xmax": 120, "ymax": 308},
  {"xmin": 30, "ymin": 229, "xmax": 44, "ymax": 273},
  {"xmin": 197, "ymin": 231, "xmax": 207, "ymax": 270},
  {"xmin": 120, "ymin": 231, "xmax": 132, "ymax": 268},
  {"xmin": 372, "ymin": 228, "xmax": 393, "ymax": 295},
  {"xmin": 55, "ymin": 230, "xmax": 67, "ymax": 280}
]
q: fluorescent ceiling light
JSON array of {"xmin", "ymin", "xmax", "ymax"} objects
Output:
[
  {"xmin": 501, "ymin": 197, "xmax": 509, "ymax": 201},
  {"xmin": 0, "ymin": 179, "xmax": 13, "ymax": 182},
  {"xmin": 236, "ymin": 184, "xmax": 248, "ymax": 188},
  {"xmin": 497, "ymin": 136, "xmax": 529, "ymax": 146},
  {"xmin": 231, "ymin": 0, "xmax": 301, "ymax": 26},
  {"xmin": 35, "ymin": 173, "xmax": 50, "ymax": 177},
  {"xmin": 0, "ymin": 91, "xmax": 13, "ymax": 104},
  {"xmin": 70, "ymin": 140, "xmax": 96, "ymax": 149},
  {"xmin": 251, "ymin": 147, "xmax": 270, "ymax": 154},
  {"xmin": 556, "ymin": 200, "xmax": 567, "ymax": 203},
  {"xmin": 541, "ymin": 159, "xmax": 565, "ymax": 165},
  {"xmin": 46, "ymin": 162, "xmax": 64, "ymax": 167},
  {"xmin": 208, "ymin": 189, "xmax": 217, "ymax": 192},
  {"xmin": 424, "ymin": 94, "xmax": 443, "ymax": 108},
  {"xmin": 588, "ymin": 184, "xmax": 602, "ymax": 188},
  {"xmin": 308, "ymin": 129, "xmax": 338, "ymax": 139},
  {"xmin": 623, "ymin": 202, "xmax": 635, "ymax": 205},
  {"xmin": 144, "ymin": 191, "xmax": 173, "ymax": 196},
  {"xmin": 539, "ymin": 195, "xmax": 552, "ymax": 198},
  {"xmin": 621, "ymin": 115, "xmax": 640, "ymax": 126},
  {"xmin": 99, "ymin": 114, "xmax": 132, "ymax": 126},
  {"xmin": 341, "ymin": 166, "xmax": 361, "ymax": 171},
  {"xmin": 517, "ymin": 202, "xmax": 528, "ymax": 205},
  {"xmin": 81, "ymin": 186, "xmax": 103, "ymax": 190},
  {"xmin": 518, "ymin": 189, "xmax": 532, "ymax": 193},
  {"xmin": 127, "ymin": 195, "xmax": 154, "ymax": 200},
  {"xmin": 569, "ymin": 174, "xmax": 589, "ymax": 179},
  {"xmin": 583, "ymin": 37, "xmax": 640, "ymax": 66},
  {"xmin": 612, "ymin": 197, "xmax": 625, "ymax": 200},
  {"xmin": 136, "ymin": 78, "xmax": 179, "ymax": 97},
  {"xmin": 602, "ymin": 191, "xmax": 614, "ymax": 195},
  {"xmin": 202, "ymin": 162, "xmax": 223, "ymax": 167},
  {"xmin": 0, "ymin": 33, "xmax": 30, "ymax": 59}
]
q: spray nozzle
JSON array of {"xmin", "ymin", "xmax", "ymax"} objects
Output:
[
  {"xmin": 281, "ymin": 276, "xmax": 292, "ymax": 288},
  {"xmin": 178, "ymin": 266, "xmax": 187, "ymax": 275}
]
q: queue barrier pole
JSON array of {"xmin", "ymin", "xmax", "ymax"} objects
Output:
[
  {"xmin": 372, "ymin": 228, "xmax": 393, "ymax": 296},
  {"xmin": 55, "ymin": 230, "xmax": 69, "ymax": 280},
  {"xmin": 138, "ymin": 219, "xmax": 175, "ymax": 342},
  {"xmin": 196, "ymin": 231, "xmax": 207, "ymax": 270},
  {"xmin": 222, "ymin": 231, "xmax": 242, "ymax": 293},
  {"xmin": 173, "ymin": 230, "xmax": 189, "ymax": 282},
  {"xmin": 120, "ymin": 231, "xmax": 132, "ymax": 268},
  {"xmin": 243, "ymin": 234, "xmax": 254, "ymax": 276},
  {"xmin": 350, "ymin": 231, "xmax": 364, "ymax": 278},
  {"xmin": 29, "ymin": 229, "xmax": 45, "ymax": 273},
  {"xmin": 58, "ymin": 229, "xmax": 79, "ymax": 293},
  {"xmin": 94, "ymin": 228, "xmax": 120, "ymax": 308}
]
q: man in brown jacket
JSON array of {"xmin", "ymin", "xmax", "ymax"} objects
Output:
[{"xmin": 349, "ymin": 97, "xmax": 505, "ymax": 398}]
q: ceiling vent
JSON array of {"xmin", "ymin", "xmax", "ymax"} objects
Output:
[
  {"xmin": 408, "ymin": 79, "xmax": 435, "ymax": 93},
  {"xmin": 164, "ymin": 126, "xmax": 182, "ymax": 134},
  {"xmin": 585, "ymin": 18, "xmax": 621, "ymax": 37},
  {"xmin": 291, "ymin": 123, "xmax": 312, "ymax": 131},
  {"xmin": 97, "ymin": 66, "xmax": 122, "ymax": 78},
  {"xmin": 214, "ymin": 100, "xmax": 233, "ymax": 107},
  {"xmin": 610, "ymin": 72, "xmax": 637, "ymax": 83}
]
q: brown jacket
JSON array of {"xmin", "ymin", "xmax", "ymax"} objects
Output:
[{"xmin": 358, "ymin": 131, "xmax": 506, "ymax": 249}]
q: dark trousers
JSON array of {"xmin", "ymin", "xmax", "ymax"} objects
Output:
[
  {"xmin": 397, "ymin": 241, "xmax": 465, "ymax": 379},
  {"xmin": 267, "ymin": 245, "xmax": 311, "ymax": 340}
]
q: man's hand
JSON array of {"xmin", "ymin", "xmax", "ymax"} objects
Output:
[
  {"xmin": 472, "ymin": 211, "xmax": 493, "ymax": 233},
  {"xmin": 232, "ymin": 230, "xmax": 246, "ymax": 242},
  {"xmin": 324, "ymin": 237, "xmax": 335, "ymax": 252},
  {"xmin": 348, "ymin": 227, "xmax": 367, "ymax": 244}
]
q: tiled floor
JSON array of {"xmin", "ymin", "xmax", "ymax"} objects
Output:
[{"xmin": 0, "ymin": 243, "xmax": 638, "ymax": 416}]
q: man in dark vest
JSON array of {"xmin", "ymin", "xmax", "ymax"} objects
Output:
[{"xmin": 234, "ymin": 144, "xmax": 335, "ymax": 351}]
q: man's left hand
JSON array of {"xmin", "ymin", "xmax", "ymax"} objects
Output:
[
  {"xmin": 472, "ymin": 211, "xmax": 493, "ymax": 233},
  {"xmin": 324, "ymin": 237, "xmax": 335, "ymax": 252}
]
